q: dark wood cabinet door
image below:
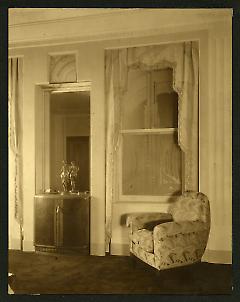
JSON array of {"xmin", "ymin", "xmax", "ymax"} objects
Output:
[
  {"xmin": 34, "ymin": 197, "xmax": 56, "ymax": 247},
  {"xmin": 34, "ymin": 195, "xmax": 90, "ymax": 254},
  {"xmin": 61, "ymin": 198, "xmax": 89, "ymax": 252}
]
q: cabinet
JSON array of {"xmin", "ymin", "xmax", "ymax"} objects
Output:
[{"xmin": 34, "ymin": 194, "xmax": 90, "ymax": 254}]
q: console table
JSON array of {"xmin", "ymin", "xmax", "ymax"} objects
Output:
[{"xmin": 34, "ymin": 193, "xmax": 90, "ymax": 254}]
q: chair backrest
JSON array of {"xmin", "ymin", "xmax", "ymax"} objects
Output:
[{"xmin": 168, "ymin": 191, "xmax": 210, "ymax": 226}]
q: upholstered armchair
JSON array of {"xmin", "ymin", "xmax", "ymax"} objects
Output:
[{"xmin": 126, "ymin": 191, "xmax": 210, "ymax": 271}]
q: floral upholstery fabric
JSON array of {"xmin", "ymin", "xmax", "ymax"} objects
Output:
[
  {"xmin": 132, "ymin": 244, "xmax": 156, "ymax": 268},
  {"xmin": 153, "ymin": 220, "xmax": 207, "ymax": 238},
  {"xmin": 168, "ymin": 191, "xmax": 210, "ymax": 225},
  {"xmin": 127, "ymin": 191, "xmax": 210, "ymax": 271},
  {"xmin": 132, "ymin": 229, "xmax": 154, "ymax": 252},
  {"xmin": 153, "ymin": 220, "xmax": 209, "ymax": 270}
]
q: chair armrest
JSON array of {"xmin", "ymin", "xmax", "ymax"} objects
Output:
[
  {"xmin": 153, "ymin": 221, "xmax": 210, "ymax": 269},
  {"xmin": 126, "ymin": 212, "xmax": 173, "ymax": 231}
]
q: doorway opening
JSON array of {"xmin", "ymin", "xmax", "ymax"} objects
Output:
[
  {"xmin": 35, "ymin": 83, "xmax": 91, "ymax": 195},
  {"xmin": 50, "ymin": 91, "xmax": 90, "ymax": 193}
]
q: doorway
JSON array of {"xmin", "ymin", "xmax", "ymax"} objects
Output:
[
  {"xmin": 35, "ymin": 83, "xmax": 92, "ymax": 194},
  {"xmin": 35, "ymin": 82, "xmax": 107, "ymax": 256},
  {"xmin": 50, "ymin": 90, "xmax": 90, "ymax": 193}
]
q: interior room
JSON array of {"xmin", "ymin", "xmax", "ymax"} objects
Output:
[{"xmin": 8, "ymin": 8, "xmax": 232, "ymax": 294}]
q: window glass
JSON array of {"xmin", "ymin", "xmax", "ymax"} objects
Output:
[
  {"xmin": 154, "ymin": 91, "xmax": 178, "ymax": 128},
  {"xmin": 151, "ymin": 69, "xmax": 177, "ymax": 128},
  {"xmin": 122, "ymin": 68, "xmax": 147, "ymax": 130},
  {"xmin": 122, "ymin": 133, "xmax": 182, "ymax": 196},
  {"xmin": 122, "ymin": 68, "xmax": 177, "ymax": 130}
]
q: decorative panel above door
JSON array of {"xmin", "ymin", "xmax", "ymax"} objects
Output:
[{"xmin": 49, "ymin": 54, "xmax": 77, "ymax": 84}]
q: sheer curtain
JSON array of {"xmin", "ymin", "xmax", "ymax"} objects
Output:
[
  {"xmin": 8, "ymin": 57, "xmax": 24, "ymax": 249},
  {"xmin": 105, "ymin": 42, "xmax": 199, "ymax": 250},
  {"xmin": 105, "ymin": 50, "xmax": 128, "ymax": 250}
]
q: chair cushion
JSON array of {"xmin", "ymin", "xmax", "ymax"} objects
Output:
[
  {"xmin": 126, "ymin": 213, "xmax": 172, "ymax": 231},
  {"xmin": 132, "ymin": 229, "xmax": 153, "ymax": 252}
]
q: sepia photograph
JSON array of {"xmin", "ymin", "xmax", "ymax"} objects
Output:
[{"xmin": 7, "ymin": 7, "xmax": 232, "ymax": 295}]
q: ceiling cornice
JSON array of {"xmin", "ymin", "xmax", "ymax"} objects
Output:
[
  {"xmin": 9, "ymin": 8, "xmax": 232, "ymax": 50},
  {"xmin": 8, "ymin": 8, "xmax": 134, "ymax": 27}
]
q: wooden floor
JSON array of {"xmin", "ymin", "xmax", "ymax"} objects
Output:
[{"xmin": 8, "ymin": 250, "xmax": 232, "ymax": 294}]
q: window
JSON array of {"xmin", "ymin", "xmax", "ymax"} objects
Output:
[{"xmin": 118, "ymin": 68, "xmax": 182, "ymax": 202}]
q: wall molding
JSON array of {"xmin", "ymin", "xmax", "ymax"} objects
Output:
[
  {"xmin": 110, "ymin": 243, "xmax": 130, "ymax": 256},
  {"xmin": 202, "ymin": 249, "xmax": 232, "ymax": 264},
  {"xmin": 9, "ymin": 9, "xmax": 232, "ymax": 49},
  {"xmin": 8, "ymin": 8, "xmax": 134, "ymax": 27},
  {"xmin": 10, "ymin": 241, "xmax": 232, "ymax": 265},
  {"xmin": 9, "ymin": 238, "xmax": 21, "ymax": 250},
  {"xmin": 91, "ymin": 243, "xmax": 106, "ymax": 256},
  {"xmin": 23, "ymin": 240, "xmax": 35, "ymax": 252},
  {"xmin": 8, "ymin": 27, "xmax": 204, "ymax": 50},
  {"xmin": 110, "ymin": 243, "xmax": 232, "ymax": 265}
]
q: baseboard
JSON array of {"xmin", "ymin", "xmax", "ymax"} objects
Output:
[
  {"xmin": 23, "ymin": 240, "xmax": 34, "ymax": 252},
  {"xmin": 13, "ymin": 241, "xmax": 105, "ymax": 255},
  {"xmin": 90, "ymin": 243, "xmax": 106, "ymax": 256},
  {"xmin": 8, "ymin": 238, "xmax": 21, "ymax": 250},
  {"xmin": 110, "ymin": 244, "xmax": 232, "ymax": 264},
  {"xmin": 110, "ymin": 243, "xmax": 130, "ymax": 256},
  {"xmin": 202, "ymin": 249, "xmax": 232, "ymax": 264}
]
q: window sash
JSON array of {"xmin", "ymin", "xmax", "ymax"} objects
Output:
[
  {"xmin": 120, "ymin": 128, "xmax": 177, "ymax": 135},
  {"xmin": 116, "ymin": 130, "xmax": 183, "ymax": 202}
]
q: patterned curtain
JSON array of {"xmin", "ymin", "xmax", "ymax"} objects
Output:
[
  {"xmin": 105, "ymin": 42, "xmax": 199, "ymax": 251},
  {"xmin": 8, "ymin": 57, "xmax": 24, "ymax": 249}
]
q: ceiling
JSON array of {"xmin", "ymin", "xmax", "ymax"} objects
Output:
[
  {"xmin": 8, "ymin": 8, "xmax": 134, "ymax": 26},
  {"xmin": 8, "ymin": 8, "xmax": 231, "ymax": 26}
]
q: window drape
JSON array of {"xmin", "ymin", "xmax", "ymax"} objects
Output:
[
  {"xmin": 105, "ymin": 42, "xmax": 199, "ymax": 250},
  {"xmin": 8, "ymin": 57, "xmax": 23, "ymax": 248},
  {"xmin": 105, "ymin": 50, "xmax": 128, "ymax": 250}
]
